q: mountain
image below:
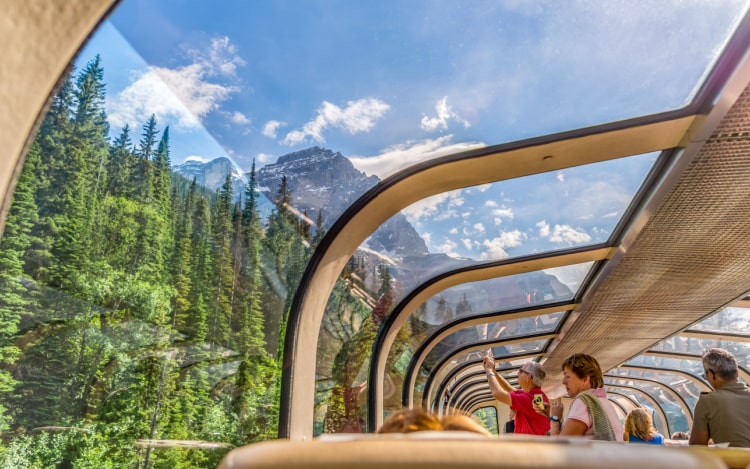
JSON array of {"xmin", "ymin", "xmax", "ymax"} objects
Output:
[
  {"xmin": 255, "ymin": 147, "xmax": 429, "ymax": 257},
  {"xmin": 172, "ymin": 157, "xmax": 245, "ymax": 192}
]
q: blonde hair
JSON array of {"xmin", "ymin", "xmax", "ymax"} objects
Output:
[
  {"xmin": 624, "ymin": 408, "xmax": 657, "ymax": 441},
  {"xmin": 377, "ymin": 408, "xmax": 491, "ymax": 436},
  {"xmin": 378, "ymin": 408, "xmax": 442, "ymax": 433},
  {"xmin": 440, "ymin": 414, "xmax": 491, "ymax": 435}
]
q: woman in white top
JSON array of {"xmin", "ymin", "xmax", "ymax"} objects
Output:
[{"xmin": 547, "ymin": 353, "xmax": 624, "ymax": 441}]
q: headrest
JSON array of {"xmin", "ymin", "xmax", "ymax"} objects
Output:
[{"xmin": 217, "ymin": 433, "xmax": 725, "ymax": 469}]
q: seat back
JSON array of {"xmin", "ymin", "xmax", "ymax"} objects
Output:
[{"xmin": 217, "ymin": 433, "xmax": 726, "ymax": 469}]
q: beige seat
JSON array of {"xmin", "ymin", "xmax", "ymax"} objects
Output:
[
  {"xmin": 685, "ymin": 446, "xmax": 750, "ymax": 469},
  {"xmin": 217, "ymin": 432, "xmax": 726, "ymax": 469}
]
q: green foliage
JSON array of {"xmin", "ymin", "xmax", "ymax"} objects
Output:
[{"xmin": 0, "ymin": 58, "xmax": 301, "ymax": 467}]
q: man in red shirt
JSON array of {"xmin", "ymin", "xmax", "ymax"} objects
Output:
[{"xmin": 483, "ymin": 350, "xmax": 550, "ymax": 435}]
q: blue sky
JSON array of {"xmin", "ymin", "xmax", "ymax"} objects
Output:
[{"xmin": 75, "ymin": 0, "xmax": 747, "ymax": 262}]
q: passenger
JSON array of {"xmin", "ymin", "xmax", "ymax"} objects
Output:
[
  {"xmin": 690, "ymin": 348, "xmax": 750, "ymax": 447},
  {"xmin": 377, "ymin": 407, "xmax": 442, "ymax": 433},
  {"xmin": 623, "ymin": 408, "xmax": 664, "ymax": 444},
  {"xmin": 483, "ymin": 349, "xmax": 550, "ymax": 435},
  {"xmin": 670, "ymin": 431, "xmax": 690, "ymax": 440},
  {"xmin": 547, "ymin": 353, "xmax": 624, "ymax": 441},
  {"xmin": 440, "ymin": 414, "xmax": 491, "ymax": 436}
]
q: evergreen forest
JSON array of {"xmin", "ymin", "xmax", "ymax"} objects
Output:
[
  {"xmin": 0, "ymin": 55, "xmax": 342, "ymax": 468},
  {"xmin": 0, "ymin": 54, "xmax": 500, "ymax": 467}
]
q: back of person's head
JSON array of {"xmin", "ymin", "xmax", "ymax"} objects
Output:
[
  {"xmin": 702, "ymin": 348, "xmax": 738, "ymax": 380},
  {"xmin": 561, "ymin": 353, "xmax": 604, "ymax": 388},
  {"xmin": 624, "ymin": 408, "xmax": 656, "ymax": 441},
  {"xmin": 525, "ymin": 361, "xmax": 546, "ymax": 388},
  {"xmin": 440, "ymin": 414, "xmax": 491, "ymax": 436},
  {"xmin": 671, "ymin": 431, "xmax": 690, "ymax": 440},
  {"xmin": 377, "ymin": 407, "xmax": 442, "ymax": 433}
]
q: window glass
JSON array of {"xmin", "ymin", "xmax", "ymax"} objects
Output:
[
  {"xmin": 421, "ymin": 342, "xmax": 549, "ymax": 414},
  {"xmin": 473, "ymin": 406, "xmax": 498, "ymax": 435},
  {"xmin": 688, "ymin": 306, "xmax": 750, "ymax": 334},
  {"xmin": 626, "ymin": 356, "xmax": 706, "ymax": 384},
  {"xmin": 650, "ymin": 336, "xmax": 750, "ymax": 369},
  {"xmin": 608, "ymin": 368, "xmax": 703, "ymax": 411},
  {"xmin": 606, "ymin": 378, "xmax": 686, "ymax": 434},
  {"xmin": 411, "ymin": 313, "xmax": 564, "ymax": 404},
  {"xmin": 3, "ymin": 0, "xmax": 750, "ymax": 465}
]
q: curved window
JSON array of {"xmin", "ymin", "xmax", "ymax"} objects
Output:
[
  {"xmin": 2, "ymin": 0, "xmax": 750, "ymax": 466},
  {"xmin": 411, "ymin": 312, "xmax": 565, "ymax": 404},
  {"xmin": 605, "ymin": 378, "xmax": 685, "ymax": 434},
  {"xmin": 688, "ymin": 306, "xmax": 750, "ymax": 334},
  {"xmin": 424, "ymin": 341, "xmax": 549, "ymax": 412},
  {"xmin": 651, "ymin": 336, "xmax": 750, "ymax": 370},
  {"xmin": 608, "ymin": 367, "xmax": 703, "ymax": 412}
]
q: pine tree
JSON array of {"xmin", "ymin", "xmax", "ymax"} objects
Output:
[
  {"xmin": 47, "ymin": 57, "xmax": 110, "ymax": 289},
  {"xmin": 188, "ymin": 196, "xmax": 212, "ymax": 341},
  {"xmin": 0, "ymin": 140, "xmax": 41, "ymax": 431},
  {"xmin": 134, "ymin": 115, "xmax": 158, "ymax": 203},
  {"xmin": 435, "ymin": 294, "xmax": 453, "ymax": 323},
  {"xmin": 106, "ymin": 125, "xmax": 135, "ymax": 198},
  {"xmin": 171, "ymin": 179, "xmax": 195, "ymax": 332},
  {"xmin": 312, "ymin": 210, "xmax": 327, "ymax": 248},
  {"xmin": 152, "ymin": 125, "xmax": 172, "ymax": 216},
  {"xmin": 209, "ymin": 174, "xmax": 235, "ymax": 347}
]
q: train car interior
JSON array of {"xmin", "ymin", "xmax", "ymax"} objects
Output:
[{"xmin": 3, "ymin": 1, "xmax": 750, "ymax": 468}]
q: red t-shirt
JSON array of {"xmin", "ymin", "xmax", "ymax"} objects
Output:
[{"xmin": 510, "ymin": 386, "xmax": 550, "ymax": 435}]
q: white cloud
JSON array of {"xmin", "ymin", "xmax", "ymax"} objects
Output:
[
  {"xmin": 153, "ymin": 65, "xmax": 239, "ymax": 119},
  {"xmin": 436, "ymin": 238, "xmax": 460, "ymax": 257},
  {"xmin": 477, "ymin": 184, "xmax": 491, "ymax": 192},
  {"xmin": 548, "ymin": 224, "xmax": 592, "ymax": 245},
  {"xmin": 108, "ymin": 36, "xmax": 244, "ymax": 131},
  {"xmin": 350, "ymin": 135, "xmax": 485, "ymax": 178},
  {"xmin": 187, "ymin": 36, "xmax": 246, "ymax": 77},
  {"xmin": 473, "ymin": 223, "xmax": 485, "ymax": 233},
  {"xmin": 493, "ymin": 217, "xmax": 503, "ymax": 227},
  {"xmin": 282, "ymin": 98, "xmax": 390, "ymax": 146},
  {"xmin": 402, "ymin": 192, "xmax": 451, "ymax": 222},
  {"xmin": 492, "ymin": 206, "xmax": 514, "ymax": 219},
  {"xmin": 557, "ymin": 171, "xmax": 565, "ymax": 182},
  {"xmin": 448, "ymin": 227, "xmax": 459, "ymax": 235},
  {"xmin": 480, "ymin": 230, "xmax": 525, "ymax": 260},
  {"xmin": 229, "ymin": 111, "xmax": 250, "ymax": 125},
  {"xmin": 537, "ymin": 220, "xmax": 550, "ymax": 237},
  {"xmin": 485, "ymin": 200, "xmax": 499, "ymax": 208},
  {"xmin": 462, "ymin": 238, "xmax": 473, "ymax": 251},
  {"xmin": 433, "ymin": 209, "xmax": 459, "ymax": 222},
  {"xmin": 184, "ymin": 155, "xmax": 210, "ymax": 163},
  {"xmin": 256, "ymin": 152, "xmax": 274, "ymax": 164},
  {"xmin": 402, "ymin": 189, "xmax": 462, "ymax": 223},
  {"xmin": 263, "ymin": 120, "xmax": 285, "ymax": 138},
  {"xmin": 421, "ymin": 96, "xmax": 471, "ymax": 132}
]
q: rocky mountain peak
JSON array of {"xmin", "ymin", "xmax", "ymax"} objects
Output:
[{"xmin": 256, "ymin": 147, "xmax": 427, "ymax": 257}]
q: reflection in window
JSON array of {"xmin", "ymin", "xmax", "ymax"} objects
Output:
[
  {"xmin": 420, "ymin": 342, "xmax": 549, "ymax": 415},
  {"xmin": 688, "ymin": 307, "xmax": 750, "ymax": 334},
  {"xmin": 626, "ymin": 356, "xmax": 706, "ymax": 383},
  {"xmin": 0, "ymin": 58, "xmax": 309, "ymax": 465},
  {"xmin": 419, "ymin": 312, "xmax": 565, "ymax": 375},
  {"xmin": 606, "ymin": 378, "xmax": 687, "ymax": 434},
  {"xmin": 608, "ymin": 368, "xmax": 703, "ymax": 410},
  {"xmin": 651, "ymin": 335, "xmax": 750, "ymax": 369},
  {"xmin": 473, "ymin": 406, "xmax": 498, "ymax": 435}
]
